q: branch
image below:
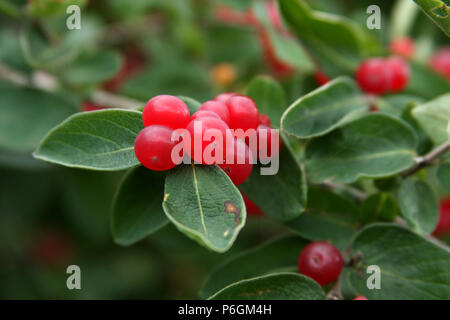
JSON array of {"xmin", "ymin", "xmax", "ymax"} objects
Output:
[
  {"xmin": 0, "ymin": 62, "xmax": 144, "ymax": 110},
  {"xmin": 402, "ymin": 141, "xmax": 450, "ymax": 178}
]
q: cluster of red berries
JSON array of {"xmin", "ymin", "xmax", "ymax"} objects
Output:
[
  {"xmin": 355, "ymin": 56, "xmax": 410, "ymax": 95},
  {"xmin": 134, "ymin": 93, "xmax": 281, "ymax": 186}
]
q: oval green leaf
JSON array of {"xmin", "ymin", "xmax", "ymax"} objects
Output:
[
  {"xmin": 239, "ymin": 140, "xmax": 307, "ymax": 221},
  {"xmin": 162, "ymin": 164, "xmax": 246, "ymax": 253},
  {"xmin": 208, "ymin": 272, "xmax": 325, "ymax": 300},
  {"xmin": 112, "ymin": 166, "xmax": 169, "ymax": 246},
  {"xmin": 305, "ymin": 114, "xmax": 417, "ymax": 183},
  {"xmin": 398, "ymin": 178, "xmax": 438, "ymax": 235},
  {"xmin": 33, "ymin": 109, "xmax": 144, "ymax": 171},
  {"xmin": 281, "ymin": 77, "xmax": 368, "ymax": 139},
  {"xmin": 201, "ymin": 236, "xmax": 308, "ymax": 299},
  {"xmin": 348, "ymin": 223, "xmax": 450, "ymax": 299}
]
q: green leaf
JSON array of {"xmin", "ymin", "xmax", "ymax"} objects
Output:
[
  {"xmin": 406, "ymin": 62, "xmax": 450, "ymax": 100},
  {"xmin": 65, "ymin": 50, "xmax": 122, "ymax": 85},
  {"xmin": 33, "ymin": 109, "xmax": 143, "ymax": 171},
  {"xmin": 112, "ymin": 166, "xmax": 169, "ymax": 246},
  {"xmin": 305, "ymin": 114, "xmax": 417, "ymax": 183},
  {"xmin": 0, "ymin": 85, "xmax": 76, "ymax": 152},
  {"xmin": 360, "ymin": 193, "xmax": 398, "ymax": 224},
  {"xmin": 437, "ymin": 161, "xmax": 450, "ymax": 191},
  {"xmin": 201, "ymin": 236, "xmax": 308, "ymax": 299},
  {"xmin": 278, "ymin": 0, "xmax": 376, "ymax": 76},
  {"xmin": 208, "ymin": 272, "xmax": 325, "ymax": 300},
  {"xmin": 413, "ymin": 0, "xmax": 450, "ymax": 36},
  {"xmin": 348, "ymin": 223, "xmax": 450, "ymax": 299},
  {"xmin": 398, "ymin": 178, "xmax": 438, "ymax": 235},
  {"xmin": 178, "ymin": 96, "xmax": 201, "ymax": 115},
  {"xmin": 239, "ymin": 140, "xmax": 307, "ymax": 221},
  {"xmin": 412, "ymin": 93, "xmax": 450, "ymax": 146},
  {"xmin": 28, "ymin": 0, "xmax": 87, "ymax": 18},
  {"xmin": 162, "ymin": 164, "xmax": 246, "ymax": 253},
  {"xmin": 281, "ymin": 77, "xmax": 367, "ymax": 139},
  {"xmin": 286, "ymin": 186, "xmax": 359, "ymax": 251},
  {"xmin": 246, "ymin": 75, "xmax": 287, "ymax": 128}
]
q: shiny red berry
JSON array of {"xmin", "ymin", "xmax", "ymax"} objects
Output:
[
  {"xmin": 353, "ymin": 295, "xmax": 368, "ymax": 300},
  {"xmin": 198, "ymin": 100, "xmax": 230, "ymax": 124},
  {"xmin": 219, "ymin": 138, "xmax": 253, "ymax": 185},
  {"xmin": 385, "ymin": 56, "xmax": 410, "ymax": 92},
  {"xmin": 191, "ymin": 110, "xmax": 221, "ymax": 121},
  {"xmin": 298, "ymin": 241, "xmax": 343, "ymax": 286},
  {"xmin": 185, "ymin": 117, "xmax": 230, "ymax": 164},
  {"xmin": 433, "ymin": 198, "xmax": 450, "ymax": 236},
  {"xmin": 215, "ymin": 92, "xmax": 237, "ymax": 104},
  {"xmin": 142, "ymin": 95, "xmax": 190, "ymax": 129},
  {"xmin": 389, "ymin": 37, "xmax": 415, "ymax": 59},
  {"xmin": 355, "ymin": 58, "xmax": 390, "ymax": 94},
  {"xmin": 134, "ymin": 125, "xmax": 179, "ymax": 171},
  {"xmin": 226, "ymin": 96, "xmax": 259, "ymax": 133},
  {"xmin": 430, "ymin": 47, "xmax": 450, "ymax": 81},
  {"xmin": 258, "ymin": 114, "xmax": 271, "ymax": 127}
]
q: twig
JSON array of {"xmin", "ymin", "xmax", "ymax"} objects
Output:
[
  {"xmin": 402, "ymin": 141, "xmax": 450, "ymax": 178},
  {"xmin": 326, "ymin": 280, "xmax": 342, "ymax": 300},
  {"xmin": 0, "ymin": 62, "xmax": 144, "ymax": 110}
]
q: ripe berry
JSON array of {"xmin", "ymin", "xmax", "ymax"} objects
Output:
[
  {"xmin": 353, "ymin": 296, "xmax": 368, "ymax": 300},
  {"xmin": 134, "ymin": 125, "xmax": 179, "ymax": 171},
  {"xmin": 191, "ymin": 110, "xmax": 221, "ymax": 121},
  {"xmin": 314, "ymin": 70, "xmax": 330, "ymax": 86},
  {"xmin": 430, "ymin": 47, "xmax": 450, "ymax": 81},
  {"xmin": 199, "ymin": 100, "xmax": 231, "ymax": 124},
  {"xmin": 215, "ymin": 92, "xmax": 237, "ymax": 104},
  {"xmin": 241, "ymin": 191, "xmax": 264, "ymax": 217},
  {"xmin": 385, "ymin": 56, "xmax": 410, "ymax": 92},
  {"xmin": 298, "ymin": 241, "xmax": 343, "ymax": 286},
  {"xmin": 355, "ymin": 58, "xmax": 390, "ymax": 94},
  {"xmin": 258, "ymin": 114, "xmax": 271, "ymax": 127},
  {"xmin": 219, "ymin": 138, "xmax": 253, "ymax": 185},
  {"xmin": 433, "ymin": 198, "xmax": 450, "ymax": 236},
  {"xmin": 142, "ymin": 95, "xmax": 190, "ymax": 129},
  {"xmin": 185, "ymin": 117, "xmax": 230, "ymax": 164},
  {"xmin": 226, "ymin": 96, "xmax": 259, "ymax": 133},
  {"xmin": 389, "ymin": 37, "xmax": 415, "ymax": 59}
]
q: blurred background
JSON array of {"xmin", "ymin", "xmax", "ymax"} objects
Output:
[{"xmin": 0, "ymin": 0, "xmax": 449, "ymax": 299}]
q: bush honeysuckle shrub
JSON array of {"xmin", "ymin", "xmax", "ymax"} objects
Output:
[{"xmin": 1, "ymin": 0, "xmax": 450, "ymax": 300}]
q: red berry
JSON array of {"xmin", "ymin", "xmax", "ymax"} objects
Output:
[
  {"xmin": 314, "ymin": 70, "xmax": 330, "ymax": 86},
  {"xmin": 185, "ymin": 117, "xmax": 230, "ymax": 164},
  {"xmin": 219, "ymin": 138, "xmax": 253, "ymax": 185},
  {"xmin": 430, "ymin": 47, "xmax": 450, "ymax": 81},
  {"xmin": 258, "ymin": 114, "xmax": 271, "ymax": 127},
  {"xmin": 389, "ymin": 37, "xmax": 415, "ymax": 59},
  {"xmin": 142, "ymin": 95, "xmax": 190, "ymax": 129},
  {"xmin": 215, "ymin": 92, "xmax": 237, "ymax": 104},
  {"xmin": 226, "ymin": 96, "xmax": 259, "ymax": 133},
  {"xmin": 298, "ymin": 241, "xmax": 343, "ymax": 286},
  {"xmin": 33, "ymin": 230, "xmax": 72, "ymax": 266},
  {"xmin": 433, "ymin": 198, "xmax": 450, "ymax": 236},
  {"xmin": 385, "ymin": 56, "xmax": 410, "ymax": 92},
  {"xmin": 355, "ymin": 58, "xmax": 390, "ymax": 94},
  {"xmin": 198, "ymin": 100, "xmax": 231, "ymax": 124},
  {"xmin": 134, "ymin": 125, "xmax": 179, "ymax": 171},
  {"xmin": 191, "ymin": 110, "xmax": 221, "ymax": 121},
  {"xmin": 241, "ymin": 191, "xmax": 264, "ymax": 217},
  {"xmin": 353, "ymin": 295, "xmax": 368, "ymax": 300}
]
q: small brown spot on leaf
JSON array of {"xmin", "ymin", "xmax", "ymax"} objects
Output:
[{"xmin": 224, "ymin": 200, "xmax": 241, "ymax": 223}]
